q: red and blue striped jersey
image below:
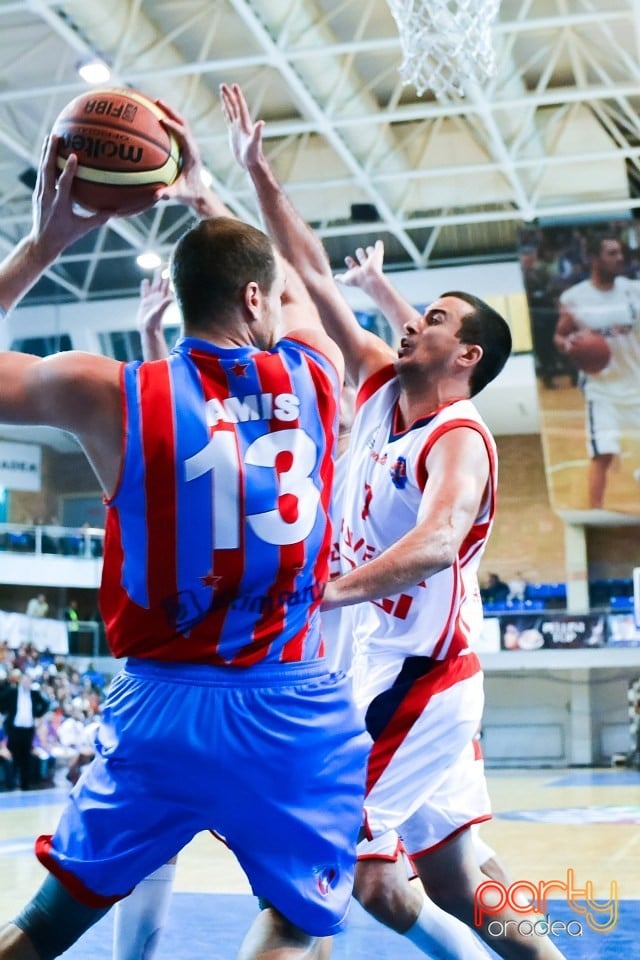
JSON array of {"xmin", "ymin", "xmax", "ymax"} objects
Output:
[{"xmin": 100, "ymin": 335, "xmax": 339, "ymax": 666}]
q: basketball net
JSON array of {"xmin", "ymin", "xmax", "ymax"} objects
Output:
[{"xmin": 385, "ymin": 0, "xmax": 501, "ymax": 98}]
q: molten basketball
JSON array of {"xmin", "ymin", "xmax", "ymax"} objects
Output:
[
  {"xmin": 52, "ymin": 88, "xmax": 181, "ymax": 215},
  {"xmin": 565, "ymin": 329, "xmax": 611, "ymax": 374}
]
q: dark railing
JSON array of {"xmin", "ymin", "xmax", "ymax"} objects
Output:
[{"xmin": 0, "ymin": 522, "xmax": 104, "ymax": 558}]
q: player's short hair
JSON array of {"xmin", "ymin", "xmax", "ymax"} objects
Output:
[
  {"xmin": 441, "ymin": 290, "xmax": 512, "ymax": 396},
  {"xmin": 585, "ymin": 231, "xmax": 620, "ymax": 258},
  {"xmin": 171, "ymin": 217, "xmax": 277, "ymax": 331}
]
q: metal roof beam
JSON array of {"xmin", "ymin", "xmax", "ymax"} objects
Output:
[{"xmin": 226, "ymin": 0, "xmax": 424, "ymax": 266}]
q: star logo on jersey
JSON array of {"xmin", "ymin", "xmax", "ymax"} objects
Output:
[
  {"xmin": 230, "ymin": 360, "xmax": 249, "ymax": 377},
  {"xmin": 200, "ymin": 570, "xmax": 222, "ymax": 590},
  {"xmin": 390, "ymin": 456, "xmax": 407, "ymax": 489}
]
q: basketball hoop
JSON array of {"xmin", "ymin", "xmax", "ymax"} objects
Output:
[{"xmin": 385, "ymin": 0, "xmax": 501, "ymax": 98}]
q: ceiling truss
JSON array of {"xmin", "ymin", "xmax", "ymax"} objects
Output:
[{"xmin": 0, "ymin": 0, "xmax": 638, "ymax": 303}]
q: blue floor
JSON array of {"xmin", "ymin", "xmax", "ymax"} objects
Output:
[{"xmin": 59, "ymin": 892, "xmax": 638, "ymax": 959}]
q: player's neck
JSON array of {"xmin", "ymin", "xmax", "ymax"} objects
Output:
[
  {"xmin": 590, "ymin": 270, "xmax": 616, "ymax": 291},
  {"xmin": 396, "ymin": 378, "xmax": 468, "ymax": 428},
  {"xmin": 183, "ymin": 321, "xmax": 257, "ymax": 350}
]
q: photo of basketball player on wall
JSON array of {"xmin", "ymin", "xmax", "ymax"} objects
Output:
[{"xmin": 518, "ymin": 221, "xmax": 640, "ymax": 515}]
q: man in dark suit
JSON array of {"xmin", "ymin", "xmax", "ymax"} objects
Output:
[{"xmin": 0, "ymin": 668, "xmax": 50, "ymax": 790}]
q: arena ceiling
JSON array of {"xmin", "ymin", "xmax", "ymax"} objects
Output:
[{"xmin": 0, "ymin": 0, "xmax": 639, "ymax": 306}]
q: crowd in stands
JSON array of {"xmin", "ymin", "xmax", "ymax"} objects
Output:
[{"xmin": 0, "ymin": 639, "xmax": 108, "ymax": 791}]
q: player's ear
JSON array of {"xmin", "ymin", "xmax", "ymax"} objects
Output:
[
  {"xmin": 458, "ymin": 342, "xmax": 483, "ymax": 369},
  {"xmin": 243, "ymin": 281, "xmax": 261, "ymax": 321}
]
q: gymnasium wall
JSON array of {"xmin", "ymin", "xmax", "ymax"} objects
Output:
[{"xmin": 480, "ymin": 434, "xmax": 566, "ymax": 585}]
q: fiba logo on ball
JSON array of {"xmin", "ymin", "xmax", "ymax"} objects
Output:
[{"xmin": 51, "ymin": 87, "xmax": 181, "ymax": 215}]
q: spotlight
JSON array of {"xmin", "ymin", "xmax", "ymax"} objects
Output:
[
  {"xmin": 136, "ymin": 251, "xmax": 162, "ymax": 271},
  {"xmin": 77, "ymin": 57, "xmax": 112, "ymax": 85}
]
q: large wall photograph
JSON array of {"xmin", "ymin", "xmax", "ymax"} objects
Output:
[{"xmin": 518, "ymin": 221, "xmax": 640, "ymax": 516}]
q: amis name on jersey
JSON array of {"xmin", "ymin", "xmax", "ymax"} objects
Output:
[{"xmin": 206, "ymin": 392, "xmax": 301, "ymax": 426}]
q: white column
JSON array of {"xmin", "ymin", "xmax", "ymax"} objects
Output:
[
  {"xmin": 568, "ymin": 668, "xmax": 594, "ymax": 765},
  {"xmin": 564, "ymin": 522, "xmax": 590, "ymax": 612}
]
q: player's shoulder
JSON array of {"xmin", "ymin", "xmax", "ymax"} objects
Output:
[
  {"xmin": 614, "ymin": 275, "xmax": 640, "ymax": 292},
  {"xmin": 278, "ymin": 328, "xmax": 343, "ymax": 381},
  {"xmin": 559, "ymin": 278, "xmax": 590, "ymax": 303}
]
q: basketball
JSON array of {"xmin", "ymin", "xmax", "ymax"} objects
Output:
[
  {"xmin": 565, "ymin": 329, "xmax": 611, "ymax": 374},
  {"xmin": 51, "ymin": 88, "xmax": 181, "ymax": 215}
]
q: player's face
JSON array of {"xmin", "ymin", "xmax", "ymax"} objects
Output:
[
  {"xmin": 396, "ymin": 296, "xmax": 470, "ymax": 372},
  {"xmin": 597, "ymin": 240, "xmax": 624, "ymax": 278}
]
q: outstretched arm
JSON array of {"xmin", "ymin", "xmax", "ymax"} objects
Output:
[
  {"xmin": 0, "ymin": 136, "xmax": 109, "ymax": 315},
  {"xmin": 324, "ymin": 427, "xmax": 490, "ymax": 608},
  {"xmin": 220, "ymin": 83, "xmax": 393, "ymax": 388},
  {"xmin": 336, "ymin": 240, "xmax": 422, "ymax": 336},
  {"xmin": 156, "ymin": 100, "xmax": 331, "ymax": 357},
  {"xmin": 155, "ymin": 102, "xmax": 232, "ymax": 220}
]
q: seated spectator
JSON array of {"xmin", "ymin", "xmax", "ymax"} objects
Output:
[
  {"xmin": 0, "ymin": 640, "xmax": 11, "ymax": 669},
  {"xmin": 26, "ymin": 592, "xmax": 49, "ymax": 618},
  {"xmin": 56, "ymin": 700, "xmax": 91, "ymax": 759},
  {"xmin": 0, "ymin": 720, "xmax": 14, "ymax": 790},
  {"xmin": 66, "ymin": 718, "xmax": 100, "ymax": 786},
  {"xmin": 31, "ymin": 714, "xmax": 57, "ymax": 787},
  {"xmin": 81, "ymin": 661, "xmax": 105, "ymax": 691},
  {"xmin": 508, "ymin": 571, "xmax": 529, "ymax": 603},
  {"xmin": 40, "ymin": 516, "xmax": 61, "ymax": 554},
  {"xmin": 481, "ymin": 572, "xmax": 510, "ymax": 605}
]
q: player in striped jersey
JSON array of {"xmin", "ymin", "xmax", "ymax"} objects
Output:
[
  {"xmin": 222, "ymin": 82, "xmax": 566, "ymax": 960},
  {"xmin": 0, "ymin": 125, "xmax": 369, "ymax": 959}
]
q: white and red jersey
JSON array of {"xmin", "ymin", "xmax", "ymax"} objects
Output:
[
  {"xmin": 338, "ymin": 366, "xmax": 497, "ymax": 670},
  {"xmin": 322, "ymin": 452, "xmax": 352, "ymax": 673}
]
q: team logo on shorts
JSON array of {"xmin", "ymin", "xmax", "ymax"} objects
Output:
[
  {"xmin": 314, "ymin": 865, "xmax": 338, "ymax": 896},
  {"xmin": 390, "ymin": 456, "xmax": 407, "ymax": 489}
]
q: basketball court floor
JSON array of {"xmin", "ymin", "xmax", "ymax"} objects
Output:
[
  {"xmin": 538, "ymin": 380, "xmax": 640, "ymax": 514},
  {"xmin": 0, "ymin": 766, "xmax": 638, "ymax": 958}
]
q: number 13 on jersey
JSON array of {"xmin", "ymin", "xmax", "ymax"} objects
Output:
[{"xmin": 185, "ymin": 427, "xmax": 322, "ymax": 549}]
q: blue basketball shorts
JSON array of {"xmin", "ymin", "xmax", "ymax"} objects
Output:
[{"xmin": 35, "ymin": 658, "xmax": 370, "ymax": 937}]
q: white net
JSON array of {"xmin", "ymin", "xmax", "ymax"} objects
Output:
[{"xmin": 385, "ymin": 0, "xmax": 501, "ymax": 99}]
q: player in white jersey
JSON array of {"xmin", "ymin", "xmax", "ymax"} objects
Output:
[
  {"xmin": 220, "ymin": 83, "xmax": 566, "ymax": 960},
  {"xmin": 554, "ymin": 232, "xmax": 640, "ymax": 508},
  {"xmin": 335, "ymin": 241, "xmax": 511, "ymax": 864}
]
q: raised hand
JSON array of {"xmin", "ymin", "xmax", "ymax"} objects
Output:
[
  {"xmin": 220, "ymin": 83, "xmax": 265, "ymax": 172},
  {"xmin": 137, "ymin": 267, "xmax": 173, "ymax": 361},
  {"xmin": 153, "ymin": 101, "xmax": 204, "ymax": 206},
  {"xmin": 31, "ymin": 135, "xmax": 110, "ymax": 257},
  {"xmin": 335, "ymin": 240, "xmax": 385, "ymax": 292}
]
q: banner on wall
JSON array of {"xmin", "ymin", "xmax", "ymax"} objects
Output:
[
  {"xmin": 0, "ymin": 611, "xmax": 68, "ymax": 654},
  {"xmin": 517, "ymin": 221, "xmax": 640, "ymax": 516},
  {"xmin": 0, "ymin": 441, "xmax": 41, "ymax": 492},
  {"xmin": 607, "ymin": 612, "xmax": 640, "ymax": 646},
  {"xmin": 499, "ymin": 613, "xmax": 606, "ymax": 651}
]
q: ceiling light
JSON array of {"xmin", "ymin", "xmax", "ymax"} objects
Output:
[
  {"xmin": 77, "ymin": 57, "xmax": 112, "ymax": 85},
  {"xmin": 136, "ymin": 251, "xmax": 162, "ymax": 271}
]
